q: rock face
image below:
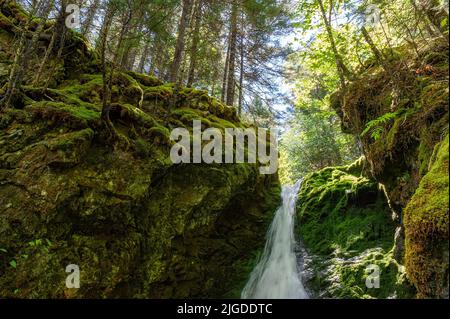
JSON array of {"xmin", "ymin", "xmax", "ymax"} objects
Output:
[
  {"xmin": 329, "ymin": 39, "xmax": 448, "ymax": 298},
  {"xmin": 0, "ymin": 2, "xmax": 280, "ymax": 298},
  {"xmin": 296, "ymin": 159, "xmax": 415, "ymax": 299}
]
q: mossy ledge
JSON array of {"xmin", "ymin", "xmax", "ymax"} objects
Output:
[
  {"xmin": 330, "ymin": 38, "xmax": 449, "ymax": 298},
  {"xmin": 0, "ymin": 3, "xmax": 281, "ymax": 298},
  {"xmin": 296, "ymin": 159, "xmax": 415, "ymax": 299},
  {"xmin": 404, "ymin": 135, "xmax": 449, "ymax": 298}
]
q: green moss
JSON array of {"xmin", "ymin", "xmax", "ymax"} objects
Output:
[
  {"xmin": 0, "ymin": 1, "xmax": 278, "ymax": 299},
  {"xmin": 417, "ymin": 127, "xmax": 437, "ymax": 176},
  {"xmin": 404, "ymin": 135, "xmax": 449, "ymax": 298},
  {"xmin": 148, "ymin": 125, "xmax": 170, "ymax": 139},
  {"xmin": 113, "ymin": 103, "xmax": 156, "ymax": 128},
  {"xmin": 45, "ymin": 128, "xmax": 94, "ymax": 151},
  {"xmin": 29, "ymin": 101, "xmax": 96, "ymax": 120},
  {"xmin": 0, "ymin": 108, "xmax": 22, "ymax": 129},
  {"xmin": 297, "ymin": 159, "xmax": 415, "ymax": 298},
  {"xmin": 170, "ymin": 107, "xmax": 238, "ymax": 131},
  {"xmin": 420, "ymin": 81, "xmax": 449, "ymax": 111},
  {"xmin": 0, "ymin": 12, "xmax": 13, "ymax": 29},
  {"xmin": 25, "ymin": 101, "xmax": 100, "ymax": 127},
  {"xmin": 144, "ymin": 84, "xmax": 174, "ymax": 101},
  {"xmin": 331, "ymin": 248, "xmax": 413, "ymax": 299},
  {"xmin": 59, "ymin": 74, "xmax": 103, "ymax": 104},
  {"xmin": 5, "ymin": 0, "xmax": 31, "ymax": 23},
  {"xmin": 223, "ymin": 248, "xmax": 263, "ymax": 298},
  {"xmin": 134, "ymin": 137, "xmax": 152, "ymax": 157},
  {"xmin": 126, "ymin": 71, "xmax": 163, "ymax": 87},
  {"xmin": 171, "ymin": 108, "xmax": 212, "ymax": 127}
]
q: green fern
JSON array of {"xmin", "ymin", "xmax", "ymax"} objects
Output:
[{"xmin": 361, "ymin": 110, "xmax": 405, "ymax": 140}]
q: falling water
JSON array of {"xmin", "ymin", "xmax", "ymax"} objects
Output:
[{"xmin": 241, "ymin": 180, "xmax": 308, "ymax": 299}]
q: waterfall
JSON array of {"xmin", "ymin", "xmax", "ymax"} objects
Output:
[{"xmin": 241, "ymin": 180, "xmax": 308, "ymax": 299}]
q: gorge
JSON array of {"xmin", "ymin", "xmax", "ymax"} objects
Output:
[{"xmin": 0, "ymin": 0, "xmax": 448, "ymax": 300}]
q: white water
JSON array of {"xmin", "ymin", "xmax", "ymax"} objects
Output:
[{"xmin": 241, "ymin": 180, "xmax": 308, "ymax": 299}]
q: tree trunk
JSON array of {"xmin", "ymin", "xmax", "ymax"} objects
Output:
[
  {"xmin": 169, "ymin": 0, "xmax": 193, "ymax": 83},
  {"xmin": 119, "ymin": 8, "xmax": 136, "ymax": 69},
  {"xmin": 149, "ymin": 35, "xmax": 160, "ymax": 76},
  {"xmin": 126, "ymin": 48, "xmax": 138, "ymax": 71},
  {"xmin": 42, "ymin": 1, "xmax": 69, "ymax": 92},
  {"xmin": 81, "ymin": 0, "xmax": 101, "ymax": 37},
  {"xmin": 226, "ymin": 1, "xmax": 238, "ymax": 107},
  {"xmin": 221, "ymin": 32, "xmax": 231, "ymax": 103},
  {"xmin": 96, "ymin": 2, "xmax": 116, "ymax": 50},
  {"xmin": 187, "ymin": 0, "xmax": 203, "ymax": 87},
  {"xmin": 33, "ymin": 25, "xmax": 57, "ymax": 85},
  {"xmin": 138, "ymin": 42, "xmax": 150, "ymax": 73},
  {"xmin": 419, "ymin": 0, "xmax": 447, "ymax": 36},
  {"xmin": 317, "ymin": 0, "xmax": 351, "ymax": 88},
  {"xmin": 238, "ymin": 12, "xmax": 245, "ymax": 116},
  {"xmin": 100, "ymin": 3, "xmax": 116, "ymax": 124},
  {"xmin": 361, "ymin": 27, "xmax": 387, "ymax": 69},
  {"xmin": 1, "ymin": 0, "xmax": 54, "ymax": 110}
]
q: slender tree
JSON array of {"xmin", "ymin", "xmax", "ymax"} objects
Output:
[
  {"xmin": 81, "ymin": 0, "xmax": 101, "ymax": 37},
  {"xmin": 238, "ymin": 11, "xmax": 245, "ymax": 116},
  {"xmin": 187, "ymin": 0, "xmax": 204, "ymax": 87},
  {"xmin": 170, "ymin": 0, "xmax": 194, "ymax": 83},
  {"xmin": 226, "ymin": 0, "xmax": 238, "ymax": 106},
  {"xmin": 221, "ymin": 32, "xmax": 231, "ymax": 102},
  {"xmin": 317, "ymin": 0, "xmax": 352, "ymax": 88},
  {"xmin": 1, "ymin": 0, "xmax": 54, "ymax": 111}
]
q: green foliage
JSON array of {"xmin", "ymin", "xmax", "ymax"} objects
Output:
[
  {"xmin": 279, "ymin": 105, "xmax": 360, "ymax": 184},
  {"xmin": 28, "ymin": 239, "xmax": 52, "ymax": 253},
  {"xmin": 361, "ymin": 110, "xmax": 405, "ymax": 140}
]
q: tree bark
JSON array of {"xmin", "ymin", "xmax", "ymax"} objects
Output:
[
  {"xmin": 169, "ymin": 0, "xmax": 193, "ymax": 83},
  {"xmin": 96, "ymin": 2, "xmax": 116, "ymax": 50},
  {"xmin": 81, "ymin": 0, "xmax": 101, "ymax": 37},
  {"xmin": 187, "ymin": 0, "xmax": 203, "ymax": 87},
  {"xmin": 33, "ymin": 25, "xmax": 57, "ymax": 85},
  {"xmin": 317, "ymin": 0, "xmax": 351, "ymax": 88},
  {"xmin": 138, "ymin": 42, "xmax": 150, "ymax": 73},
  {"xmin": 361, "ymin": 27, "xmax": 386, "ymax": 68},
  {"xmin": 221, "ymin": 32, "xmax": 231, "ymax": 103},
  {"xmin": 226, "ymin": 0, "xmax": 238, "ymax": 106},
  {"xmin": 100, "ymin": 3, "xmax": 116, "ymax": 124},
  {"xmin": 238, "ymin": 12, "xmax": 245, "ymax": 116},
  {"xmin": 1, "ymin": 0, "xmax": 54, "ymax": 110},
  {"xmin": 42, "ymin": 1, "xmax": 69, "ymax": 92}
]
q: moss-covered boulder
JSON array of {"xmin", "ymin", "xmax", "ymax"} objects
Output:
[
  {"xmin": 404, "ymin": 135, "xmax": 449, "ymax": 298},
  {"xmin": 296, "ymin": 159, "xmax": 415, "ymax": 299},
  {"xmin": 330, "ymin": 38, "xmax": 449, "ymax": 298},
  {"xmin": 0, "ymin": 3, "xmax": 281, "ymax": 298}
]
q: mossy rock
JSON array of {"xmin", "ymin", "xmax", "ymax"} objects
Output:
[
  {"xmin": 126, "ymin": 71, "xmax": 164, "ymax": 87},
  {"xmin": 0, "ymin": 1, "xmax": 282, "ymax": 299},
  {"xmin": 330, "ymin": 37, "xmax": 448, "ymax": 299},
  {"xmin": 297, "ymin": 159, "xmax": 415, "ymax": 298},
  {"xmin": 404, "ymin": 135, "xmax": 449, "ymax": 298}
]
